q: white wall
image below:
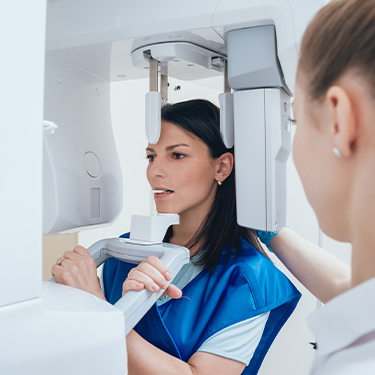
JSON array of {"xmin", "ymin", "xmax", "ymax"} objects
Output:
[{"xmin": 79, "ymin": 76, "xmax": 351, "ymax": 375}]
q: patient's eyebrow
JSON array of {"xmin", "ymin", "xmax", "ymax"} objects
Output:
[
  {"xmin": 146, "ymin": 143, "xmax": 190, "ymax": 152},
  {"xmin": 166, "ymin": 143, "xmax": 190, "ymax": 151}
]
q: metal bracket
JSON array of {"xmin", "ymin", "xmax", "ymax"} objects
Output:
[
  {"xmin": 160, "ymin": 74, "xmax": 168, "ymax": 105},
  {"xmin": 145, "ymin": 55, "xmax": 165, "ymax": 144},
  {"xmin": 219, "ymin": 59, "xmax": 234, "ymax": 148},
  {"xmin": 149, "ymin": 56, "xmax": 158, "ymax": 92}
]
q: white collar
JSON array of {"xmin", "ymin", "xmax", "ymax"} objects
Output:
[{"xmin": 307, "ymin": 277, "xmax": 375, "ymax": 357}]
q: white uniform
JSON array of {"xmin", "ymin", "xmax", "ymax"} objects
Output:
[{"xmin": 308, "ymin": 277, "xmax": 375, "ymax": 375}]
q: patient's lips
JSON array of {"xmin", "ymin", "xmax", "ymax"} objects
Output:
[{"xmin": 153, "ymin": 186, "xmax": 174, "ymax": 199}]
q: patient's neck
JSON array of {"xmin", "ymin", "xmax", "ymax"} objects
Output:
[{"xmin": 168, "ymin": 206, "xmax": 210, "ymax": 257}]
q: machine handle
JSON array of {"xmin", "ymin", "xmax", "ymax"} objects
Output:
[{"xmin": 50, "ymin": 238, "xmax": 190, "ymax": 336}]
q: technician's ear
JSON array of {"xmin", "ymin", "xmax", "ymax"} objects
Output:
[
  {"xmin": 216, "ymin": 152, "xmax": 234, "ymax": 182},
  {"xmin": 325, "ymin": 85, "xmax": 357, "ymax": 157}
]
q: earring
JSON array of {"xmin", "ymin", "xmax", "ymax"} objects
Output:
[
  {"xmin": 218, "ymin": 180, "xmax": 223, "ymax": 186},
  {"xmin": 333, "ymin": 147, "xmax": 342, "ymax": 158}
]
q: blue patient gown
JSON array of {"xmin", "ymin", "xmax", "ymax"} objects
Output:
[{"xmin": 103, "ymin": 234, "xmax": 301, "ymax": 375}]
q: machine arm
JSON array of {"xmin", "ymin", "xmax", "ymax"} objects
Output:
[{"xmin": 51, "ymin": 237, "xmax": 189, "ymax": 335}]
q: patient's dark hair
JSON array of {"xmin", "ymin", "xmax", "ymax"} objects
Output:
[{"xmin": 161, "ymin": 99, "xmax": 267, "ymax": 271}]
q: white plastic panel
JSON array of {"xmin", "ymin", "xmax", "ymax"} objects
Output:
[
  {"xmin": 0, "ymin": 0, "xmax": 45, "ymax": 308},
  {"xmin": 46, "ymin": 0, "xmax": 221, "ymax": 51},
  {"xmin": 219, "ymin": 92, "xmax": 234, "ymax": 148},
  {"xmin": 0, "ymin": 285, "xmax": 127, "ymax": 374},
  {"xmin": 145, "ymin": 91, "xmax": 162, "ymax": 144},
  {"xmin": 43, "ymin": 57, "xmax": 123, "ymax": 235},
  {"xmin": 227, "ymin": 26, "xmax": 286, "ymax": 91},
  {"xmin": 234, "ymin": 89, "xmax": 267, "ymax": 229},
  {"xmin": 44, "ymin": 0, "xmax": 326, "ymax": 91},
  {"xmin": 234, "ymin": 88, "xmax": 291, "ymax": 231},
  {"xmin": 265, "ymin": 88, "xmax": 291, "ymax": 229},
  {"xmin": 213, "ymin": 0, "xmax": 326, "ymax": 92},
  {"xmin": 213, "ymin": 0, "xmax": 296, "ymax": 89},
  {"xmin": 130, "ymin": 214, "xmax": 179, "ymax": 243}
]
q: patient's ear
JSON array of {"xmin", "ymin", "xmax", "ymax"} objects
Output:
[
  {"xmin": 325, "ymin": 85, "xmax": 357, "ymax": 157},
  {"xmin": 215, "ymin": 152, "xmax": 234, "ymax": 182}
]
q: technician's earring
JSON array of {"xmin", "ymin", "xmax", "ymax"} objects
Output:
[
  {"xmin": 217, "ymin": 179, "xmax": 223, "ymax": 186},
  {"xmin": 333, "ymin": 147, "xmax": 342, "ymax": 158}
]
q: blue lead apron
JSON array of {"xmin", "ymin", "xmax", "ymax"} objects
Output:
[{"xmin": 103, "ymin": 235, "xmax": 301, "ymax": 374}]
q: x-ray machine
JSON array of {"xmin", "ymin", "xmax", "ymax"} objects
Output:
[{"xmin": 0, "ymin": 1, "xmax": 325, "ymax": 373}]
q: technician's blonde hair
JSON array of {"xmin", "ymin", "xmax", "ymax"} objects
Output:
[{"xmin": 298, "ymin": 0, "xmax": 375, "ymax": 101}]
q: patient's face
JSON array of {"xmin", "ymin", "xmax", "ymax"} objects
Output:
[{"xmin": 146, "ymin": 121, "xmax": 217, "ymax": 220}]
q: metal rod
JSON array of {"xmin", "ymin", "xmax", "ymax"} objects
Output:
[
  {"xmin": 160, "ymin": 74, "xmax": 168, "ymax": 103},
  {"xmin": 224, "ymin": 59, "xmax": 231, "ymax": 93},
  {"xmin": 149, "ymin": 57, "xmax": 158, "ymax": 92}
]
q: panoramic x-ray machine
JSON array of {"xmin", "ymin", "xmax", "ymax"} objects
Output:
[{"xmin": 1, "ymin": 0, "xmax": 325, "ymax": 373}]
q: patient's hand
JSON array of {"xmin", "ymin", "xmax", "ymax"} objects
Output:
[
  {"xmin": 122, "ymin": 256, "xmax": 182, "ymax": 300},
  {"xmin": 51, "ymin": 245, "xmax": 106, "ymax": 300}
]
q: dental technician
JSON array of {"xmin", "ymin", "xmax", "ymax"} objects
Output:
[{"xmin": 259, "ymin": 0, "xmax": 375, "ymax": 373}]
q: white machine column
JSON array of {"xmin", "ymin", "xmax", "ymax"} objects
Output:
[
  {"xmin": 227, "ymin": 25, "xmax": 292, "ymax": 231},
  {"xmin": 233, "ymin": 88, "xmax": 291, "ymax": 231}
]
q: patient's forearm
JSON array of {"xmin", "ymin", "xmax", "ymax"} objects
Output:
[{"xmin": 270, "ymin": 228, "xmax": 351, "ymax": 303}]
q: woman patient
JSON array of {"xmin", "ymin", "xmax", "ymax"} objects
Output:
[{"xmin": 52, "ymin": 99, "xmax": 300, "ymax": 375}]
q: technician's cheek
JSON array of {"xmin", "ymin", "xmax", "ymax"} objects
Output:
[
  {"xmin": 292, "ymin": 128, "xmax": 315, "ymax": 209},
  {"xmin": 292, "ymin": 131, "xmax": 304, "ymax": 180}
]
